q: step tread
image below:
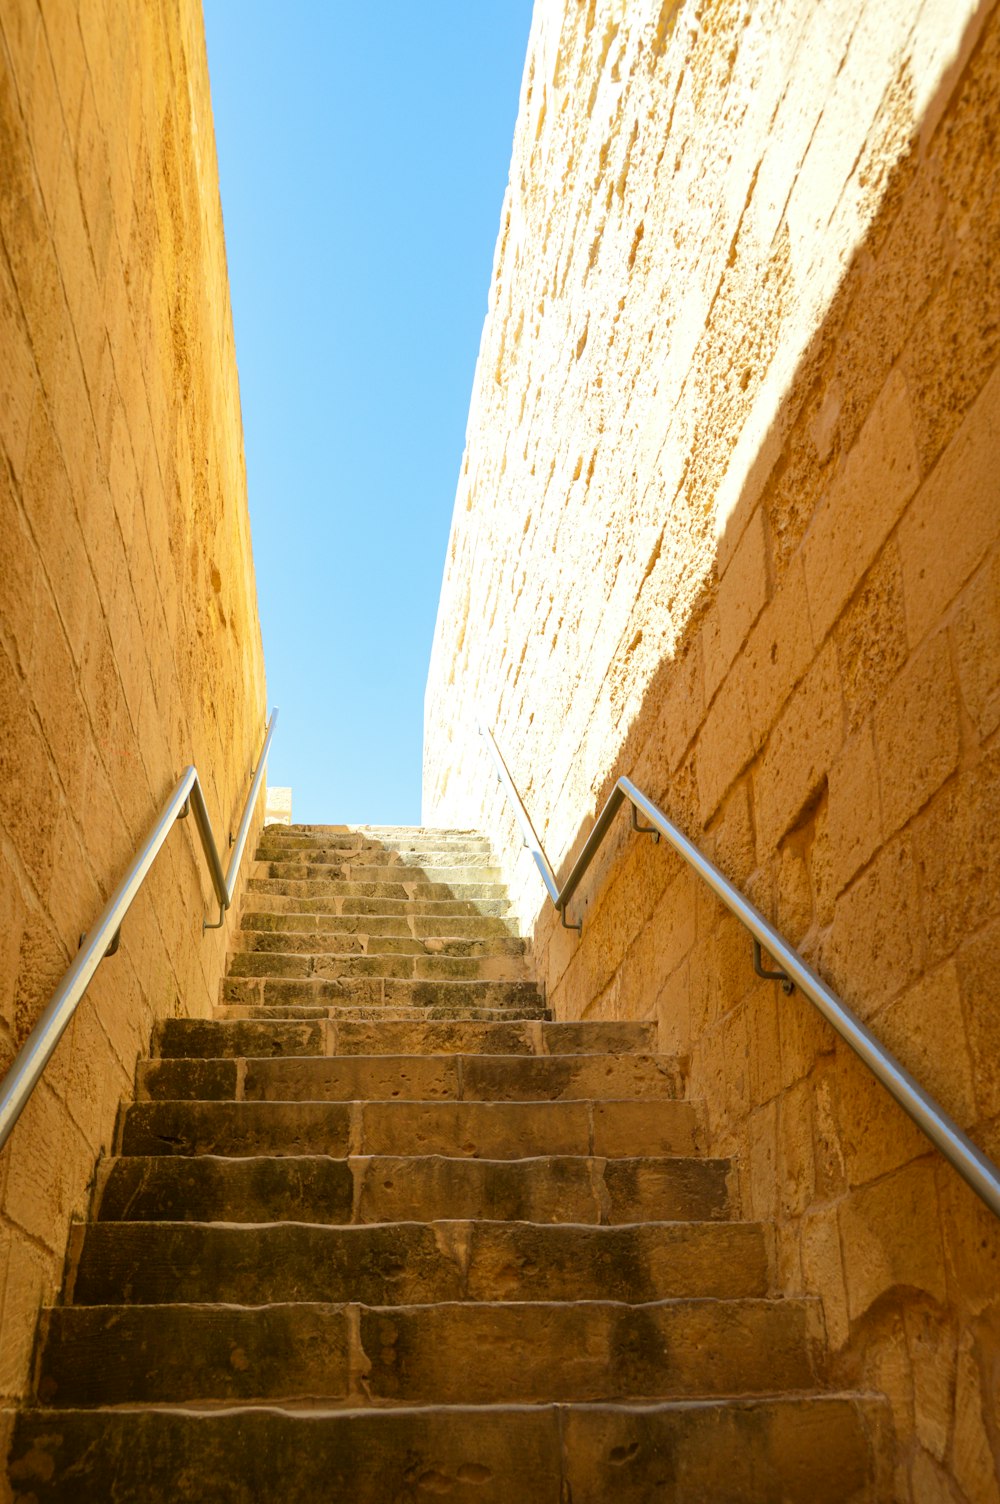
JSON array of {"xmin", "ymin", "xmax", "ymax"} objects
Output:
[
  {"xmin": 136, "ymin": 1052, "xmax": 686, "ymax": 1103},
  {"xmin": 95, "ymin": 1152, "xmax": 737, "ymax": 1227},
  {"xmin": 9, "ymin": 1395, "xmax": 890, "ymax": 1503},
  {"xmin": 69, "ymin": 1219, "xmax": 767, "ymax": 1306},
  {"xmin": 36, "ymin": 1297, "xmax": 821, "ymax": 1406}
]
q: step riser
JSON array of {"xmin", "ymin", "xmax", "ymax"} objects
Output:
[
  {"xmin": 118, "ymin": 1099, "xmax": 700, "ymax": 1159},
  {"xmin": 226, "ymin": 953, "xmax": 527, "ymax": 982},
  {"xmin": 95, "ymin": 1154, "xmax": 736, "ymax": 1229},
  {"xmin": 247, "ymin": 878, "xmax": 510, "ymax": 902},
  {"xmin": 155, "ymin": 1019, "xmax": 657, "ymax": 1059},
  {"xmin": 235, "ymin": 933, "xmax": 527, "ymax": 960},
  {"xmin": 36, "ymin": 1299, "xmax": 818, "ymax": 1407},
  {"xmin": 7, "ymin": 1399, "xmax": 888, "ymax": 1504},
  {"xmin": 243, "ymin": 892, "xmax": 516, "ymax": 916},
  {"xmin": 242, "ymin": 911, "xmax": 522, "ymax": 938},
  {"xmin": 259, "ymin": 864, "xmax": 504, "ymax": 885},
  {"xmin": 221, "ymin": 978, "xmax": 544, "ymax": 1011},
  {"xmin": 136, "ymin": 1055, "xmax": 684, "ymax": 1104},
  {"xmin": 214, "ymin": 1005, "xmax": 553, "ymax": 1023},
  {"xmin": 72, "ymin": 1222, "xmax": 753, "ymax": 1306}
]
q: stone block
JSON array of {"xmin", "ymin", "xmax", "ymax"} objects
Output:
[
  {"xmin": 874, "ymin": 634, "xmax": 960, "ymax": 838},
  {"xmin": 912, "ymin": 748, "xmax": 1000, "ymax": 966},
  {"xmin": 951, "ymin": 549, "xmax": 1000, "ymax": 744},
  {"xmin": 800, "ymin": 1204, "xmax": 850, "ymax": 1350},
  {"xmin": 898, "ymin": 359, "xmax": 1000, "ymax": 648},
  {"xmin": 742, "ymin": 553, "xmax": 815, "ymax": 749},
  {"xmin": 839, "ymin": 1162, "xmax": 946, "ymax": 1322},
  {"xmin": 952, "ymin": 1330, "xmax": 1000, "ymax": 1504},
  {"xmin": 824, "ymin": 833, "xmax": 923, "ymax": 1013},
  {"xmin": 875, "ymin": 960, "xmax": 977, "ymax": 1126},
  {"xmin": 801, "ymin": 368, "xmax": 920, "ymax": 646},
  {"xmin": 755, "ymin": 640, "xmax": 843, "ymax": 850},
  {"xmin": 834, "ymin": 540, "xmax": 909, "ymax": 735},
  {"xmin": 904, "ymin": 1307, "xmax": 956, "ymax": 1464},
  {"xmin": 705, "ymin": 506, "xmax": 770, "ymax": 697},
  {"xmin": 695, "ymin": 655, "xmax": 754, "ymax": 824},
  {"xmin": 824, "ymin": 719, "xmax": 882, "ymax": 895},
  {"xmin": 957, "ymin": 914, "xmax": 1000, "ymax": 1120}
]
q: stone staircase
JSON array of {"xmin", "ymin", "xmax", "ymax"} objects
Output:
[{"xmin": 8, "ymin": 824, "xmax": 888, "ymax": 1500}]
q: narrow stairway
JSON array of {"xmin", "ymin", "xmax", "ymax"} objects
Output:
[{"xmin": 9, "ymin": 824, "xmax": 888, "ymax": 1500}]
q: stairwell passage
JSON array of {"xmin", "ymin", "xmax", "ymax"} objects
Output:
[{"xmin": 8, "ymin": 825, "xmax": 890, "ymax": 1500}]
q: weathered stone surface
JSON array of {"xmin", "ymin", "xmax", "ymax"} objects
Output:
[
  {"xmin": 8, "ymin": 1397, "xmax": 889, "ymax": 1502},
  {"xmin": 67, "ymin": 1219, "xmax": 760, "ymax": 1307},
  {"xmin": 96, "ymin": 1154, "xmax": 355, "ymax": 1225},
  {"xmin": 352, "ymin": 1155, "xmax": 736, "ymax": 1231},
  {"xmin": 357, "ymin": 1297, "xmax": 816, "ymax": 1403},
  {"xmin": 330, "ymin": 1019, "xmax": 658, "ymax": 1057},
  {"xmin": 118, "ymin": 1101, "xmax": 353, "ymax": 1158},
  {"xmin": 5, "ymin": 821, "xmax": 889, "ymax": 1497},
  {"xmin": 420, "ymin": 0, "xmax": 1000, "ymax": 1490},
  {"xmin": 135, "ymin": 1051, "xmax": 683, "ymax": 1104},
  {"xmin": 155, "ymin": 1018, "xmax": 325, "ymax": 1059},
  {"xmin": 0, "ymin": 0, "xmax": 266, "ymax": 1397},
  {"xmin": 37, "ymin": 1303, "xmax": 352, "ymax": 1406},
  {"xmin": 70, "ymin": 1222, "xmax": 467, "ymax": 1306},
  {"xmin": 356, "ymin": 1098, "xmax": 698, "ymax": 1159}
]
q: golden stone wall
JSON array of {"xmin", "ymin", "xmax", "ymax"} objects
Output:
[
  {"xmin": 425, "ymin": 0, "xmax": 1000, "ymax": 1495},
  {"xmin": 0, "ymin": 0, "xmax": 265, "ymax": 1402}
]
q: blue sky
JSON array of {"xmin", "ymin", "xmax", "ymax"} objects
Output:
[{"xmin": 202, "ymin": 2, "xmax": 534, "ymax": 825}]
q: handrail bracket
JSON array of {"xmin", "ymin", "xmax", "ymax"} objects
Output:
[
  {"xmin": 752, "ymin": 937, "xmax": 794, "ymax": 995},
  {"xmin": 630, "ymin": 806, "xmax": 660, "ymax": 842}
]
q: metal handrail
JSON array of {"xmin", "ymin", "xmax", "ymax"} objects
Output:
[
  {"xmin": 481, "ymin": 723, "xmax": 1000, "ymax": 1220},
  {"xmin": 0, "ymin": 710, "xmax": 278, "ymax": 1153}
]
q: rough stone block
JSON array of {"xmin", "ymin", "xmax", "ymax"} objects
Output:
[
  {"xmin": 898, "ymin": 359, "xmax": 1000, "ymax": 648},
  {"xmin": 839, "ymin": 1163, "xmax": 946, "ymax": 1322},
  {"xmin": 874, "ymin": 634, "xmax": 960, "ymax": 838},
  {"xmin": 755, "ymin": 640, "xmax": 843, "ymax": 850},
  {"xmin": 802, "ymin": 368, "xmax": 920, "ymax": 645}
]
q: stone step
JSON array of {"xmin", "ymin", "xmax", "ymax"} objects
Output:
[
  {"xmin": 154, "ymin": 1018, "xmax": 657, "ymax": 1059},
  {"xmin": 215, "ymin": 1003, "xmax": 553, "ymax": 1023},
  {"xmin": 136, "ymin": 1053, "xmax": 685, "ymax": 1104},
  {"xmin": 241, "ymin": 908, "xmax": 523, "ymax": 939},
  {"xmin": 35, "ymin": 1297, "xmax": 819, "ymax": 1408},
  {"xmin": 235, "ymin": 930, "xmax": 527, "ymax": 960},
  {"xmin": 117, "ymin": 1098, "xmax": 700, "ymax": 1159},
  {"xmin": 256, "ymin": 846, "xmax": 498, "ymax": 869},
  {"xmin": 243, "ymin": 893, "xmax": 517, "ymax": 920},
  {"xmin": 70, "ymin": 1220, "xmax": 753, "ymax": 1306},
  {"xmin": 226, "ymin": 950, "xmax": 527, "ymax": 983},
  {"xmin": 7, "ymin": 1395, "xmax": 890, "ymax": 1503},
  {"xmin": 258, "ymin": 862, "xmax": 504, "ymax": 886},
  {"xmin": 247, "ymin": 876, "xmax": 510, "ymax": 902},
  {"xmin": 221, "ymin": 976, "xmax": 544, "ymax": 1012},
  {"xmin": 282, "ymin": 830, "xmax": 490, "ymax": 842},
  {"xmin": 95, "ymin": 1153, "xmax": 736, "ymax": 1229}
]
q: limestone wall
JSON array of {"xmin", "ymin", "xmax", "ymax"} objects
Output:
[
  {"xmin": 425, "ymin": 0, "xmax": 1000, "ymax": 1495},
  {"xmin": 0, "ymin": 0, "xmax": 266, "ymax": 1401}
]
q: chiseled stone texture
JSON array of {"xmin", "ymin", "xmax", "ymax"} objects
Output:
[
  {"xmin": 424, "ymin": 0, "xmax": 1000, "ymax": 1497},
  {"xmin": 0, "ymin": 0, "xmax": 265, "ymax": 1402}
]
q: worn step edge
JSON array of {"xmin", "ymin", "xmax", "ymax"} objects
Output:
[
  {"xmin": 7, "ymin": 1395, "xmax": 892, "ymax": 1503},
  {"xmin": 93, "ymin": 1152, "xmax": 738, "ymax": 1228},
  {"xmin": 116, "ymin": 1097, "xmax": 702, "ymax": 1159},
  {"xmin": 135, "ymin": 1053, "xmax": 686, "ymax": 1104},
  {"xmin": 67, "ymin": 1219, "xmax": 762, "ymax": 1307},
  {"xmin": 33, "ymin": 1298, "xmax": 823, "ymax": 1408},
  {"xmin": 153, "ymin": 1019, "xmax": 657, "ymax": 1059}
]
